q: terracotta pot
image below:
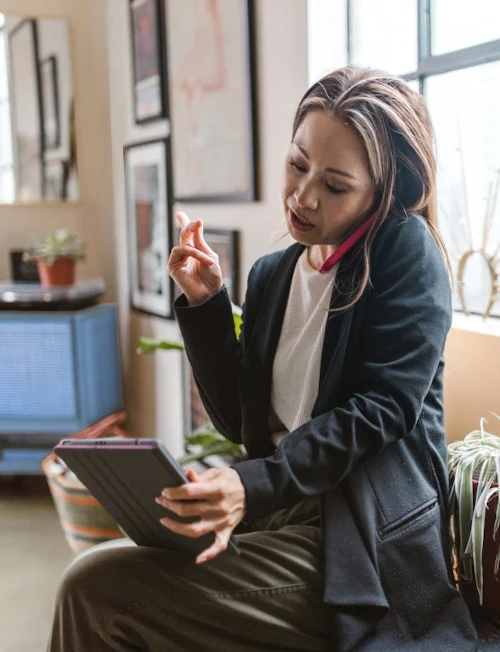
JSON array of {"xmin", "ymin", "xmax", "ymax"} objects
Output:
[
  {"xmin": 455, "ymin": 478, "xmax": 500, "ymax": 621},
  {"xmin": 37, "ymin": 257, "xmax": 76, "ymax": 287}
]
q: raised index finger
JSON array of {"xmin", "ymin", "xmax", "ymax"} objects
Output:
[{"xmin": 176, "ymin": 211, "xmax": 190, "ymax": 229}]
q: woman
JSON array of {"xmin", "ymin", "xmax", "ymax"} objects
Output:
[{"xmin": 48, "ymin": 66, "xmax": 478, "ymax": 651}]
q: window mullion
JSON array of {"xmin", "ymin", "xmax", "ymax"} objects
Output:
[
  {"xmin": 346, "ymin": 0, "xmax": 352, "ymax": 65},
  {"xmin": 418, "ymin": 0, "xmax": 432, "ymax": 62}
]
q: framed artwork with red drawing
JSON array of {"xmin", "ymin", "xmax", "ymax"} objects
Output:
[{"xmin": 165, "ymin": 0, "xmax": 257, "ymax": 202}]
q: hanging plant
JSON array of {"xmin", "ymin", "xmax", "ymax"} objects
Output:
[{"xmin": 448, "ymin": 421, "xmax": 500, "ymax": 615}]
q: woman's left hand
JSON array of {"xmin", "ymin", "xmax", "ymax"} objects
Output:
[{"xmin": 156, "ymin": 467, "xmax": 246, "ymax": 564}]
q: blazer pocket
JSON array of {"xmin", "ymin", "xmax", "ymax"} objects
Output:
[{"xmin": 378, "ymin": 497, "xmax": 438, "ymax": 541}]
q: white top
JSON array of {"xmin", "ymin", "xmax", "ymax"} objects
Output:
[{"xmin": 270, "ymin": 249, "xmax": 338, "ymax": 447}]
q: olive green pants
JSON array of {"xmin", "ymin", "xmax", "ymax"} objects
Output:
[{"xmin": 47, "ymin": 501, "xmax": 331, "ymax": 651}]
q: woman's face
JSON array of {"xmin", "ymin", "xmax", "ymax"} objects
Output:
[{"xmin": 282, "ymin": 110, "xmax": 376, "ymax": 247}]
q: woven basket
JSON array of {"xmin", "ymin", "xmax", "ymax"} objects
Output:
[{"xmin": 41, "ymin": 410, "xmax": 132, "ymax": 554}]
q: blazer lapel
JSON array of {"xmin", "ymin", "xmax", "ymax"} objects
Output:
[
  {"xmin": 246, "ymin": 244, "xmax": 303, "ymax": 453},
  {"xmin": 314, "ymin": 246, "xmax": 361, "ymax": 415}
]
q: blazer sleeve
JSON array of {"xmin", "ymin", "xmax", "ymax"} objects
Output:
[
  {"xmin": 233, "ymin": 215, "xmax": 453, "ymax": 521},
  {"xmin": 174, "ymin": 258, "xmax": 269, "ymax": 444}
]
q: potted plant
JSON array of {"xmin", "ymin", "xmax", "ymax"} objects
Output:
[
  {"xmin": 448, "ymin": 422, "xmax": 500, "ymax": 621},
  {"xmin": 23, "ymin": 229, "xmax": 85, "ymax": 287},
  {"xmin": 137, "ymin": 306, "xmax": 246, "ymax": 465}
]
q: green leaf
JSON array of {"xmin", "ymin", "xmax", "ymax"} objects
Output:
[
  {"xmin": 448, "ymin": 427, "xmax": 500, "ymax": 602},
  {"xmin": 495, "ymin": 544, "xmax": 500, "ymax": 579},
  {"xmin": 136, "ymin": 336, "xmax": 185, "ymax": 354},
  {"xmin": 233, "ymin": 313, "xmax": 243, "ymax": 340},
  {"xmin": 471, "ymin": 473, "xmax": 495, "ymax": 604},
  {"xmin": 186, "ymin": 432, "xmax": 226, "ymax": 447},
  {"xmin": 494, "ymin": 456, "xmax": 500, "ymax": 538},
  {"xmin": 178, "ymin": 440, "xmax": 246, "ymax": 465}
]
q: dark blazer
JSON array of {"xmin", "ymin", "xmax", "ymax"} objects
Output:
[{"xmin": 175, "ymin": 213, "xmax": 478, "ymax": 652}]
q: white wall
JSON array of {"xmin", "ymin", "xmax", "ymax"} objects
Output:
[
  {"xmin": 0, "ymin": 0, "xmax": 116, "ymax": 300},
  {"xmin": 107, "ymin": 0, "xmax": 309, "ymax": 456}
]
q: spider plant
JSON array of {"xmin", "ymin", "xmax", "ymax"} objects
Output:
[
  {"xmin": 448, "ymin": 421, "xmax": 500, "ymax": 605},
  {"xmin": 178, "ymin": 422, "xmax": 246, "ymax": 465}
]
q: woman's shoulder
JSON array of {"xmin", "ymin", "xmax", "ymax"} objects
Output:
[
  {"xmin": 372, "ymin": 211, "xmax": 447, "ymax": 273},
  {"xmin": 376, "ymin": 210, "xmax": 429, "ymax": 241}
]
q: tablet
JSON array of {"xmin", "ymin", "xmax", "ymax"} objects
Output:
[{"xmin": 54, "ymin": 438, "xmax": 240, "ymax": 557}]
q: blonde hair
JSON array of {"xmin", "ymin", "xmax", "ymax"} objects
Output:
[{"xmin": 293, "ymin": 65, "xmax": 449, "ymax": 311}]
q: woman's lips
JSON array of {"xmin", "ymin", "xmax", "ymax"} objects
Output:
[{"xmin": 289, "ymin": 209, "xmax": 314, "ymax": 232}]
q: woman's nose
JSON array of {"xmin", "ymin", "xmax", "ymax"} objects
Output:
[{"xmin": 294, "ymin": 185, "xmax": 319, "ymax": 211}]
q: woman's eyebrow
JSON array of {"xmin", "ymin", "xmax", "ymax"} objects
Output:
[{"xmin": 292, "ymin": 140, "xmax": 356, "ymax": 180}]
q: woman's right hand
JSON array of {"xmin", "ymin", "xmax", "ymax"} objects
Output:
[{"xmin": 168, "ymin": 211, "xmax": 223, "ymax": 306}]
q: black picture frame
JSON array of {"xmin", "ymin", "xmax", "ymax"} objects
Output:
[
  {"xmin": 173, "ymin": 228, "xmax": 241, "ymax": 305},
  {"xmin": 181, "ymin": 353, "xmax": 211, "ymax": 437},
  {"xmin": 39, "ymin": 55, "xmax": 61, "ymax": 150},
  {"xmin": 8, "ymin": 18, "xmax": 46, "ymax": 198},
  {"xmin": 177, "ymin": 227, "xmax": 240, "ymax": 437},
  {"xmin": 124, "ymin": 137, "xmax": 174, "ymax": 319},
  {"xmin": 165, "ymin": 0, "xmax": 258, "ymax": 202},
  {"xmin": 10, "ymin": 250, "xmax": 40, "ymax": 283},
  {"xmin": 129, "ymin": 0, "xmax": 168, "ymax": 124},
  {"xmin": 205, "ymin": 228, "xmax": 241, "ymax": 305}
]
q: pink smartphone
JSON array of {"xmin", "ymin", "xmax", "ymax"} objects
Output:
[{"xmin": 55, "ymin": 438, "xmax": 240, "ymax": 556}]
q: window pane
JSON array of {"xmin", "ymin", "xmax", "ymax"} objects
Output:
[
  {"xmin": 426, "ymin": 62, "xmax": 500, "ymax": 317},
  {"xmin": 406, "ymin": 79, "xmax": 421, "ymax": 93},
  {"xmin": 350, "ymin": 0, "xmax": 418, "ymax": 75},
  {"xmin": 432, "ymin": 0, "xmax": 500, "ymax": 55}
]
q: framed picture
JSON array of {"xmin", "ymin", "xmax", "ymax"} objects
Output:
[
  {"xmin": 10, "ymin": 250, "xmax": 40, "ymax": 283},
  {"xmin": 178, "ymin": 227, "xmax": 240, "ymax": 436},
  {"xmin": 129, "ymin": 0, "xmax": 167, "ymax": 124},
  {"xmin": 44, "ymin": 159, "xmax": 66, "ymax": 200},
  {"xmin": 8, "ymin": 19, "xmax": 45, "ymax": 200},
  {"xmin": 40, "ymin": 55, "xmax": 60, "ymax": 150},
  {"xmin": 173, "ymin": 228, "xmax": 240, "ymax": 304},
  {"xmin": 124, "ymin": 138, "xmax": 174, "ymax": 318},
  {"xmin": 165, "ymin": 0, "xmax": 258, "ymax": 201},
  {"xmin": 182, "ymin": 354, "xmax": 211, "ymax": 436}
]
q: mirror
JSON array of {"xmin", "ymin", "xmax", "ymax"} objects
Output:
[{"xmin": 0, "ymin": 14, "xmax": 78, "ymax": 203}]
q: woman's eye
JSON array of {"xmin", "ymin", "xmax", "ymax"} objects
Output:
[
  {"xmin": 326, "ymin": 184, "xmax": 345, "ymax": 195},
  {"xmin": 289, "ymin": 159, "xmax": 306, "ymax": 173}
]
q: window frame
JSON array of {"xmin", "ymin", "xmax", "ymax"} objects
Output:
[
  {"xmin": 0, "ymin": 22, "xmax": 15, "ymax": 203},
  {"xmin": 346, "ymin": 0, "xmax": 500, "ymax": 318},
  {"xmin": 347, "ymin": 0, "xmax": 500, "ymax": 89}
]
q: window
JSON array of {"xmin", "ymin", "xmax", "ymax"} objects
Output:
[
  {"xmin": 0, "ymin": 13, "xmax": 14, "ymax": 203},
  {"xmin": 431, "ymin": 0, "xmax": 500, "ymax": 55},
  {"xmin": 349, "ymin": 0, "xmax": 418, "ymax": 75},
  {"xmin": 345, "ymin": 0, "xmax": 500, "ymax": 317}
]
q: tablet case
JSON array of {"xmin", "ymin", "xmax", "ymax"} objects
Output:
[{"xmin": 54, "ymin": 438, "xmax": 240, "ymax": 556}]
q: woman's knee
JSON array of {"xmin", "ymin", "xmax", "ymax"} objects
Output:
[{"xmin": 57, "ymin": 543, "xmax": 137, "ymax": 606}]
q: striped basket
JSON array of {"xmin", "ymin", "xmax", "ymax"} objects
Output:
[{"xmin": 41, "ymin": 410, "xmax": 131, "ymax": 554}]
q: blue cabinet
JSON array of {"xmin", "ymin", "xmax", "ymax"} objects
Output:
[{"xmin": 0, "ymin": 304, "xmax": 123, "ymax": 474}]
